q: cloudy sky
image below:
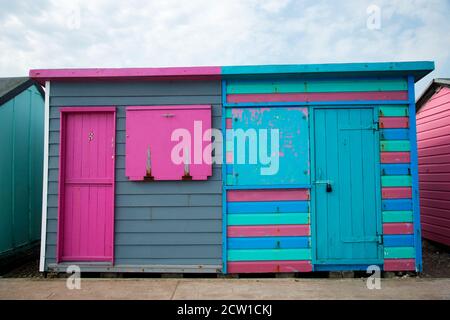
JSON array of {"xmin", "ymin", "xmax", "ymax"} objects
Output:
[{"xmin": 1, "ymin": 0, "xmax": 449, "ymax": 95}]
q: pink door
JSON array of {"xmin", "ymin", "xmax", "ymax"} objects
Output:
[{"xmin": 58, "ymin": 108, "xmax": 116, "ymax": 262}]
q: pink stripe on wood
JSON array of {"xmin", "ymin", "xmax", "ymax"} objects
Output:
[
  {"xmin": 226, "ymin": 118, "xmax": 233, "ymax": 129},
  {"xmin": 227, "ymin": 225, "xmax": 310, "ymax": 237},
  {"xmin": 227, "ymin": 189, "xmax": 310, "ymax": 202},
  {"xmin": 227, "ymin": 91, "xmax": 408, "ymax": 103},
  {"xmin": 382, "ymin": 187, "xmax": 412, "ymax": 199},
  {"xmin": 381, "ymin": 152, "xmax": 410, "ymax": 163},
  {"xmin": 384, "ymin": 259, "xmax": 415, "ymax": 271},
  {"xmin": 228, "ymin": 261, "xmax": 312, "ymax": 273},
  {"xmin": 379, "ymin": 117, "xmax": 409, "ymax": 128},
  {"xmin": 383, "ymin": 223, "xmax": 414, "ymax": 234},
  {"xmin": 30, "ymin": 67, "xmax": 221, "ymax": 81}
]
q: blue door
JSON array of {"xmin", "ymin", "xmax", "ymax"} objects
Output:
[{"xmin": 314, "ymin": 108, "xmax": 382, "ymax": 265}]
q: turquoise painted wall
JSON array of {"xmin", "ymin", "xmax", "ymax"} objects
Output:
[{"xmin": 0, "ymin": 85, "xmax": 44, "ymax": 258}]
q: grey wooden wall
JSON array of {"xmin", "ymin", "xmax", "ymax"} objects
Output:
[{"xmin": 45, "ymin": 80, "xmax": 222, "ymax": 270}]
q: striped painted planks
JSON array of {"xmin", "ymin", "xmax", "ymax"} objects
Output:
[
  {"xmin": 227, "ymin": 212, "xmax": 309, "ymax": 226},
  {"xmin": 379, "ymin": 117, "xmax": 409, "ymax": 128},
  {"xmin": 227, "ymin": 225, "xmax": 310, "ymax": 237},
  {"xmin": 379, "ymin": 105, "xmax": 409, "ymax": 117},
  {"xmin": 384, "ymin": 235, "xmax": 414, "ymax": 247},
  {"xmin": 226, "ymin": 79, "xmax": 408, "ymax": 94},
  {"xmin": 382, "ymin": 211, "xmax": 413, "ymax": 223},
  {"xmin": 227, "ymin": 189, "xmax": 309, "ymax": 202},
  {"xmin": 384, "ymin": 247, "xmax": 415, "ymax": 259},
  {"xmin": 380, "ymin": 140, "xmax": 410, "ymax": 152},
  {"xmin": 381, "ymin": 164, "xmax": 410, "ymax": 175},
  {"xmin": 227, "ymin": 236, "xmax": 310, "ymax": 249},
  {"xmin": 227, "ymin": 248, "xmax": 311, "ymax": 261},
  {"xmin": 227, "ymin": 201, "xmax": 309, "ymax": 214},
  {"xmin": 383, "ymin": 223, "xmax": 414, "ymax": 234},
  {"xmin": 227, "ymin": 91, "xmax": 408, "ymax": 103},
  {"xmin": 381, "ymin": 152, "xmax": 410, "ymax": 163},
  {"xmin": 382, "ymin": 187, "xmax": 412, "ymax": 199},
  {"xmin": 384, "ymin": 259, "xmax": 415, "ymax": 271},
  {"xmin": 381, "ymin": 175, "xmax": 412, "ymax": 187},
  {"xmin": 227, "ymin": 260, "xmax": 312, "ymax": 273},
  {"xmin": 226, "ymin": 118, "xmax": 232, "ymax": 129}
]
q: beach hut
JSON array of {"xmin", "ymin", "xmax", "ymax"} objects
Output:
[
  {"xmin": 0, "ymin": 78, "xmax": 45, "ymax": 264},
  {"xmin": 30, "ymin": 61, "xmax": 434, "ymax": 274},
  {"xmin": 416, "ymin": 79, "xmax": 450, "ymax": 247}
]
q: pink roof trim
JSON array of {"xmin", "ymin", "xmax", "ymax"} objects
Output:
[{"xmin": 29, "ymin": 66, "xmax": 221, "ymax": 83}]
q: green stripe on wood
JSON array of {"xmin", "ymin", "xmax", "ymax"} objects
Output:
[
  {"xmin": 382, "ymin": 211, "xmax": 413, "ymax": 223},
  {"xmin": 381, "ymin": 175, "xmax": 412, "ymax": 187},
  {"xmin": 228, "ymin": 248, "xmax": 312, "ymax": 261},
  {"xmin": 226, "ymin": 143, "xmax": 233, "ymax": 152},
  {"xmin": 227, "ymin": 212, "xmax": 309, "ymax": 226},
  {"xmin": 384, "ymin": 247, "xmax": 415, "ymax": 259},
  {"xmin": 380, "ymin": 140, "xmax": 410, "ymax": 152},
  {"xmin": 226, "ymin": 79, "xmax": 407, "ymax": 94},
  {"xmin": 226, "ymin": 174, "xmax": 234, "ymax": 185},
  {"xmin": 225, "ymin": 109, "xmax": 232, "ymax": 118},
  {"xmin": 379, "ymin": 106, "xmax": 409, "ymax": 117}
]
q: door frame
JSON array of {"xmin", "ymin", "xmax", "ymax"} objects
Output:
[
  {"xmin": 309, "ymin": 105, "xmax": 383, "ymax": 268},
  {"xmin": 56, "ymin": 107, "xmax": 116, "ymax": 263}
]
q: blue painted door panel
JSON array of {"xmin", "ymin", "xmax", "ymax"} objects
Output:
[
  {"xmin": 230, "ymin": 107, "xmax": 309, "ymax": 185},
  {"xmin": 314, "ymin": 108, "xmax": 382, "ymax": 264}
]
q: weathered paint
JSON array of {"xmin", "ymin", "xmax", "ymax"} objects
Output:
[
  {"xmin": 384, "ymin": 258, "xmax": 415, "ymax": 271},
  {"xmin": 314, "ymin": 108, "xmax": 381, "ymax": 264},
  {"xmin": 227, "ymin": 260, "xmax": 312, "ymax": 273},
  {"xmin": 380, "ymin": 152, "xmax": 411, "ymax": 163},
  {"xmin": 382, "ymin": 187, "xmax": 412, "ymax": 199},
  {"xmin": 383, "ymin": 223, "xmax": 414, "ymax": 234},
  {"xmin": 227, "ymin": 189, "xmax": 309, "ymax": 202},
  {"xmin": 227, "ymin": 225, "xmax": 310, "ymax": 237},
  {"xmin": 125, "ymin": 105, "xmax": 212, "ymax": 181}
]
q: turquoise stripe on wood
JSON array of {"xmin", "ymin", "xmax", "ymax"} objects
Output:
[
  {"xmin": 227, "ymin": 213, "xmax": 309, "ymax": 226},
  {"xmin": 382, "ymin": 211, "xmax": 413, "ymax": 223},
  {"xmin": 226, "ymin": 79, "xmax": 407, "ymax": 94},
  {"xmin": 226, "ymin": 175, "xmax": 234, "ymax": 185},
  {"xmin": 379, "ymin": 106, "xmax": 409, "ymax": 117},
  {"xmin": 384, "ymin": 247, "xmax": 415, "ymax": 259},
  {"xmin": 225, "ymin": 108, "xmax": 232, "ymax": 118},
  {"xmin": 227, "ymin": 248, "xmax": 312, "ymax": 261},
  {"xmin": 381, "ymin": 175, "xmax": 412, "ymax": 187},
  {"xmin": 380, "ymin": 140, "xmax": 410, "ymax": 152}
]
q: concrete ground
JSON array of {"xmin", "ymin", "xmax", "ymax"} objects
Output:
[{"xmin": 0, "ymin": 278, "xmax": 449, "ymax": 300}]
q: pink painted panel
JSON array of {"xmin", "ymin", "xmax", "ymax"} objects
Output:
[
  {"xmin": 126, "ymin": 105, "xmax": 212, "ymax": 181},
  {"xmin": 227, "ymin": 91, "xmax": 408, "ymax": 103},
  {"xmin": 58, "ymin": 110, "xmax": 115, "ymax": 262},
  {"xmin": 379, "ymin": 117, "xmax": 409, "ymax": 128},
  {"xmin": 228, "ymin": 261, "xmax": 312, "ymax": 273},
  {"xmin": 382, "ymin": 187, "xmax": 412, "ymax": 199},
  {"xmin": 227, "ymin": 225, "xmax": 310, "ymax": 237},
  {"xmin": 383, "ymin": 223, "xmax": 414, "ymax": 235},
  {"xmin": 227, "ymin": 189, "xmax": 309, "ymax": 202},
  {"xmin": 384, "ymin": 259, "xmax": 415, "ymax": 271},
  {"xmin": 380, "ymin": 152, "xmax": 410, "ymax": 163}
]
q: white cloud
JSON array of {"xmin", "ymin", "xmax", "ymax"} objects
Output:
[{"xmin": 0, "ymin": 0, "xmax": 449, "ymax": 94}]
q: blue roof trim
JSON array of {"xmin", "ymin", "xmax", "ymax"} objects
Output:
[{"xmin": 222, "ymin": 61, "xmax": 434, "ymax": 83}]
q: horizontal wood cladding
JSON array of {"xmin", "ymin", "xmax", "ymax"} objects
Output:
[{"xmin": 45, "ymin": 80, "xmax": 223, "ymax": 269}]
